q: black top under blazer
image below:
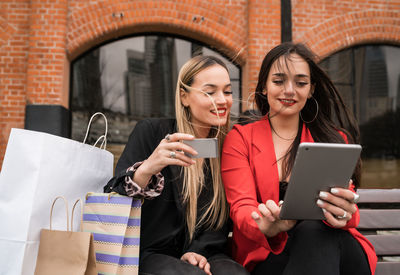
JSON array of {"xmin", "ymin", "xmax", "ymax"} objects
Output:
[{"xmin": 104, "ymin": 118, "xmax": 228, "ymax": 263}]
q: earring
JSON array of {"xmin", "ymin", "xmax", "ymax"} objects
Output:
[{"xmin": 300, "ymin": 96, "xmax": 319, "ymax": 123}]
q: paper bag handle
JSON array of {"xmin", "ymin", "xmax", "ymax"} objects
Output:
[
  {"xmin": 83, "ymin": 112, "xmax": 108, "ymax": 149},
  {"xmin": 71, "ymin": 199, "xmax": 83, "ymax": 232},
  {"xmin": 49, "ymin": 196, "xmax": 69, "ymax": 231},
  {"xmin": 93, "ymin": 135, "xmax": 106, "ymax": 150}
]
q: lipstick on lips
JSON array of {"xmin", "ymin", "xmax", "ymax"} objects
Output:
[
  {"xmin": 211, "ymin": 108, "xmax": 227, "ymax": 116},
  {"xmin": 279, "ymin": 99, "xmax": 296, "ymax": 107}
]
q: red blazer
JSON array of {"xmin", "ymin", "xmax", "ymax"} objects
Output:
[{"xmin": 221, "ymin": 118, "xmax": 377, "ymax": 273}]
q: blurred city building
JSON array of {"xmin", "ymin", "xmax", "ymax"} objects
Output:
[{"xmin": 0, "ymin": 0, "xmax": 399, "ymax": 188}]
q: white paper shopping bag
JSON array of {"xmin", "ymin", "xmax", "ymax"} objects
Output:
[{"xmin": 0, "ymin": 112, "xmax": 113, "ymax": 275}]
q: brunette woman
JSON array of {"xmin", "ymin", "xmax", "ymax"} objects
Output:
[{"xmin": 221, "ymin": 42, "xmax": 377, "ymax": 275}]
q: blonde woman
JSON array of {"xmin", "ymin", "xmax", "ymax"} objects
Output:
[{"xmin": 105, "ymin": 55, "xmax": 249, "ymax": 275}]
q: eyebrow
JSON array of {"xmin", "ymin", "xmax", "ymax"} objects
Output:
[
  {"xmin": 202, "ymin": 83, "xmax": 232, "ymax": 88},
  {"xmin": 272, "ymin": 73, "xmax": 309, "ymax": 78}
]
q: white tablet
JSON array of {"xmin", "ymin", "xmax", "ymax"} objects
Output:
[{"xmin": 279, "ymin": 142, "xmax": 362, "ymax": 220}]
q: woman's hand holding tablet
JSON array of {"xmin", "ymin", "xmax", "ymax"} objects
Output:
[{"xmin": 279, "ymin": 142, "xmax": 362, "ymax": 221}]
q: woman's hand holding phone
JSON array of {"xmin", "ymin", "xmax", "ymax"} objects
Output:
[{"xmin": 133, "ymin": 133, "xmax": 198, "ymax": 188}]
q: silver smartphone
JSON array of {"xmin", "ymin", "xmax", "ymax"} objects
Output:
[
  {"xmin": 182, "ymin": 138, "xmax": 218, "ymax": 158},
  {"xmin": 279, "ymin": 142, "xmax": 362, "ymax": 220}
]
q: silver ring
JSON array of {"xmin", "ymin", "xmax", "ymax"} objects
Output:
[
  {"xmin": 337, "ymin": 211, "xmax": 347, "ymax": 219},
  {"xmin": 164, "ymin": 134, "xmax": 171, "ymax": 141},
  {"xmin": 352, "ymin": 193, "xmax": 360, "ymax": 204},
  {"xmin": 169, "ymin": 151, "xmax": 176, "ymax": 159}
]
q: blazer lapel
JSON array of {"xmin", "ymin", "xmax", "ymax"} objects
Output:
[
  {"xmin": 252, "ymin": 118, "xmax": 280, "ymax": 203},
  {"xmin": 251, "ymin": 118, "xmax": 314, "ymax": 203},
  {"xmin": 169, "ymin": 165, "xmax": 185, "ymax": 212},
  {"xmin": 300, "ymin": 123, "xmax": 314, "ymax": 143}
]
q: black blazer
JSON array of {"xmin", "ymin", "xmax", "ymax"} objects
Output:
[{"xmin": 105, "ymin": 118, "xmax": 228, "ymax": 262}]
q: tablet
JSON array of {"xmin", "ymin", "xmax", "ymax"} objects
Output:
[{"xmin": 279, "ymin": 142, "xmax": 362, "ymax": 220}]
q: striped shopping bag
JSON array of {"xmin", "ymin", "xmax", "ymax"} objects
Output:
[{"xmin": 82, "ymin": 193, "xmax": 141, "ymax": 275}]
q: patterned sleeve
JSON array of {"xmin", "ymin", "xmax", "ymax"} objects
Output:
[{"xmin": 124, "ymin": 161, "xmax": 164, "ymax": 199}]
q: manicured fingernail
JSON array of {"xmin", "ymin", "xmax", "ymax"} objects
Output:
[
  {"xmin": 322, "ymin": 208, "xmax": 327, "ymax": 213},
  {"xmin": 251, "ymin": 212, "xmax": 260, "ymax": 219},
  {"xmin": 316, "ymin": 199, "xmax": 324, "ymax": 206},
  {"xmin": 319, "ymin": 191, "xmax": 328, "ymax": 199},
  {"xmin": 278, "ymin": 200, "xmax": 284, "ymax": 207},
  {"xmin": 331, "ymin": 188, "xmax": 339, "ymax": 194}
]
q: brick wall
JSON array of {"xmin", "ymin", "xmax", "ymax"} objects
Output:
[
  {"xmin": 26, "ymin": 0, "xmax": 69, "ymax": 106},
  {"xmin": 67, "ymin": 0, "xmax": 248, "ymax": 63},
  {"xmin": 0, "ymin": 0, "xmax": 29, "ymax": 167},
  {"xmin": 0, "ymin": 0, "xmax": 399, "ymax": 167},
  {"xmin": 291, "ymin": 0, "xmax": 400, "ymax": 58}
]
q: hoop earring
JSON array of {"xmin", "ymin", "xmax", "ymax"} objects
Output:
[{"xmin": 300, "ymin": 96, "xmax": 319, "ymax": 123}]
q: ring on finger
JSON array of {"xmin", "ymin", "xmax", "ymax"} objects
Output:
[
  {"xmin": 337, "ymin": 210, "xmax": 347, "ymax": 219},
  {"xmin": 352, "ymin": 193, "xmax": 360, "ymax": 204},
  {"xmin": 169, "ymin": 151, "xmax": 176, "ymax": 159},
  {"xmin": 164, "ymin": 134, "xmax": 171, "ymax": 141}
]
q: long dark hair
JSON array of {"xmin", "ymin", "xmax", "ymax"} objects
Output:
[{"xmin": 255, "ymin": 42, "xmax": 361, "ymax": 187}]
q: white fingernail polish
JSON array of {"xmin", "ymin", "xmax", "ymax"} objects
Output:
[
  {"xmin": 316, "ymin": 199, "xmax": 324, "ymax": 206},
  {"xmin": 251, "ymin": 212, "xmax": 259, "ymax": 219},
  {"xmin": 331, "ymin": 188, "xmax": 339, "ymax": 194},
  {"xmin": 319, "ymin": 191, "xmax": 328, "ymax": 198},
  {"xmin": 322, "ymin": 208, "xmax": 327, "ymax": 213}
]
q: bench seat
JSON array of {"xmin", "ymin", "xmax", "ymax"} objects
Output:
[{"xmin": 357, "ymin": 189, "xmax": 400, "ymax": 275}]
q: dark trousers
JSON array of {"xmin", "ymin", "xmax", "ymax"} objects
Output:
[
  {"xmin": 140, "ymin": 253, "xmax": 250, "ymax": 275},
  {"xmin": 252, "ymin": 221, "xmax": 371, "ymax": 275}
]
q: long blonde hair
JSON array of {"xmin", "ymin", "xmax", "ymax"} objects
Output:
[{"xmin": 175, "ymin": 55, "xmax": 230, "ymax": 241}]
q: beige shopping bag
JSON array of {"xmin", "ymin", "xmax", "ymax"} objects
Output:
[
  {"xmin": 34, "ymin": 197, "xmax": 97, "ymax": 275},
  {"xmin": 82, "ymin": 192, "xmax": 141, "ymax": 275}
]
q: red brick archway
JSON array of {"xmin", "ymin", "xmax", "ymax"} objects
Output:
[
  {"xmin": 298, "ymin": 10, "xmax": 400, "ymax": 59},
  {"xmin": 66, "ymin": 0, "xmax": 247, "ymax": 65}
]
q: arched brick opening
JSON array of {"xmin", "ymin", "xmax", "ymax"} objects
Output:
[
  {"xmin": 298, "ymin": 10, "xmax": 400, "ymax": 59},
  {"xmin": 66, "ymin": 1, "xmax": 247, "ymax": 65}
]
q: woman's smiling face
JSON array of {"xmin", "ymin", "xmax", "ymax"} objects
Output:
[
  {"xmin": 181, "ymin": 64, "xmax": 232, "ymax": 136},
  {"xmin": 264, "ymin": 53, "xmax": 314, "ymax": 119}
]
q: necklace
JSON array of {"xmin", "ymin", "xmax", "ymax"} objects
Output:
[
  {"xmin": 271, "ymin": 126, "xmax": 297, "ymax": 141},
  {"xmin": 267, "ymin": 113, "xmax": 298, "ymax": 141}
]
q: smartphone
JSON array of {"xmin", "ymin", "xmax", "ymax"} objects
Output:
[{"xmin": 182, "ymin": 138, "xmax": 218, "ymax": 158}]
